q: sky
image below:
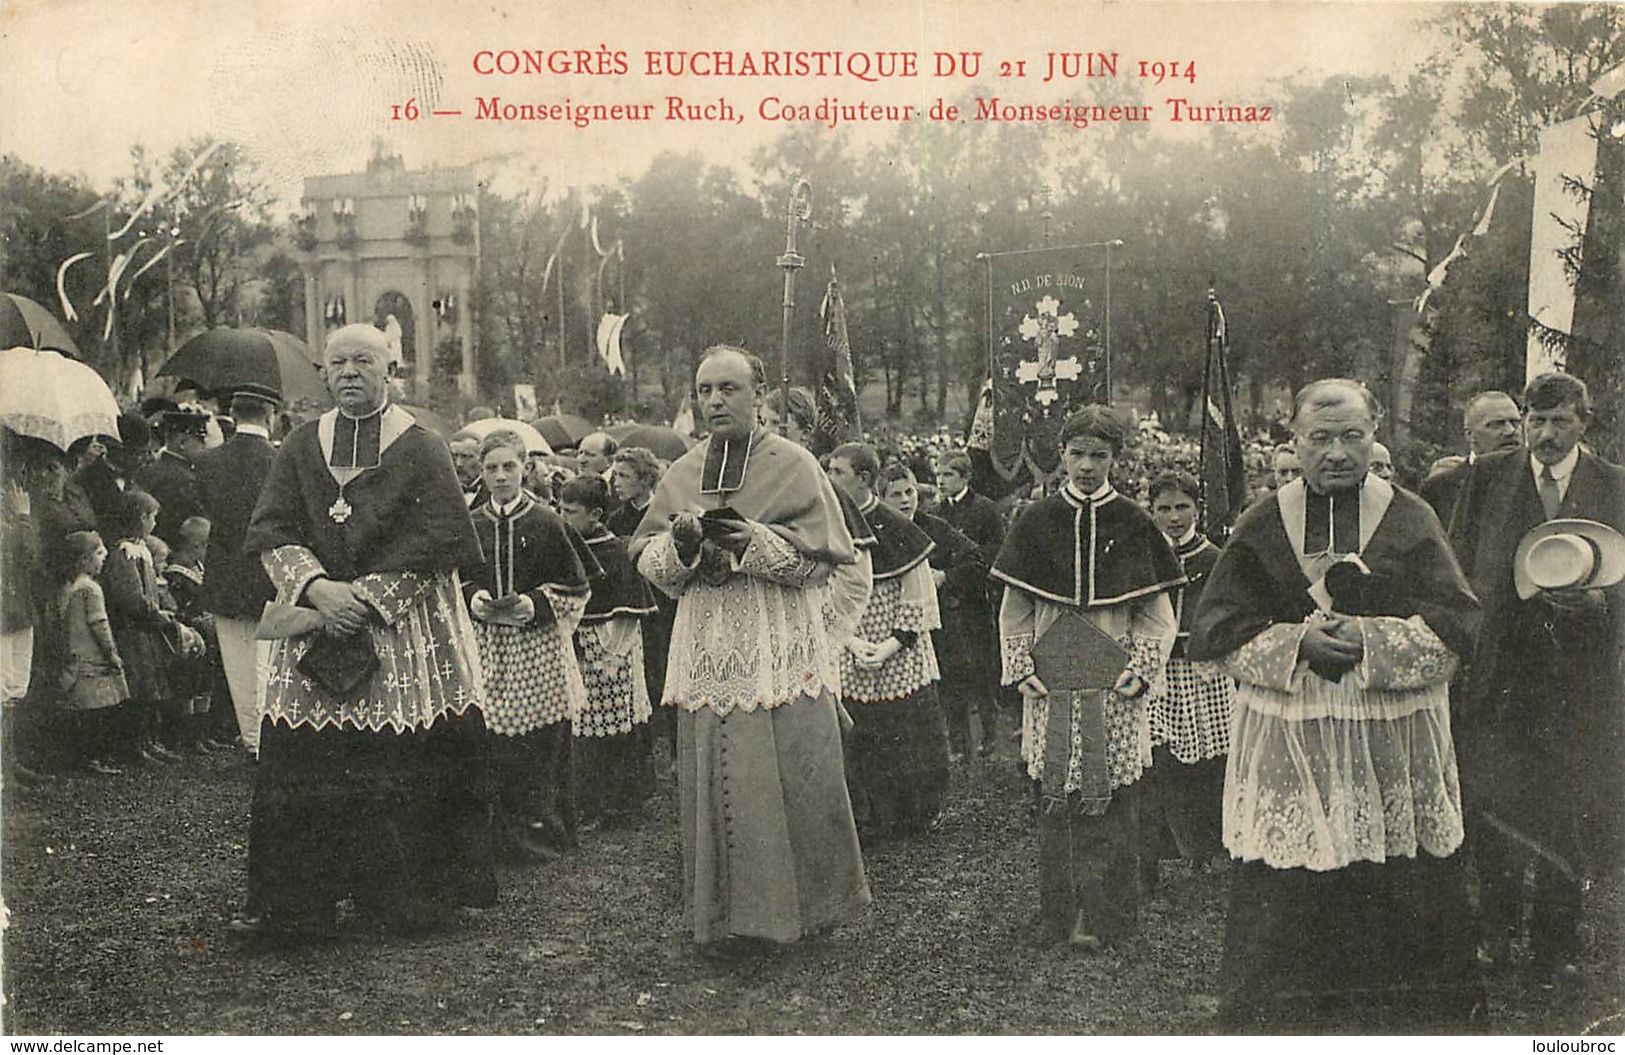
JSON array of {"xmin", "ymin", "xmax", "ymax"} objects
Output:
[{"xmin": 0, "ymin": 0, "xmax": 1458, "ymax": 208}]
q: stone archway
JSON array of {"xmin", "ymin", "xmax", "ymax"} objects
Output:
[
  {"xmin": 373, "ymin": 291, "xmax": 416, "ymax": 379},
  {"xmin": 301, "ymin": 155, "xmax": 480, "ymax": 396}
]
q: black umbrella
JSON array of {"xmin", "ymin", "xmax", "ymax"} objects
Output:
[
  {"xmin": 157, "ymin": 328, "xmax": 329, "ymax": 405},
  {"xmin": 1, "ymin": 292, "xmax": 80, "ymax": 358},
  {"xmin": 616, "ymin": 424, "xmax": 692, "ymax": 462},
  {"xmin": 530, "ymin": 413, "xmax": 593, "ymax": 449},
  {"xmin": 401, "ymin": 404, "xmax": 455, "ymax": 438}
]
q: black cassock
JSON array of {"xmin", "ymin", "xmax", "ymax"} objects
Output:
[
  {"xmin": 242, "ymin": 406, "xmax": 494, "ymax": 937},
  {"xmin": 1190, "ymin": 481, "xmax": 1483, "ymax": 1030}
]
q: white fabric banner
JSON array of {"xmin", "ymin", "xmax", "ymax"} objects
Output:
[
  {"xmin": 1526, "ymin": 115, "xmax": 1600, "ymax": 379},
  {"xmin": 595, "ymin": 312, "xmax": 628, "ymax": 376}
]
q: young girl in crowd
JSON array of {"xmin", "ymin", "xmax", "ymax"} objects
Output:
[
  {"xmin": 557, "ymin": 475, "xmax": 657, "ymax": 828},
  {"xmin": 101, "ymin": 489, "xmax": 179, "ymax": 766},
  {"xmin": 463, "ymin": 430, "xmax": 593, "ymax": 860},
  {"xmin": 59, "ymin": 531, "xmax": 128, "ymax": 775}
]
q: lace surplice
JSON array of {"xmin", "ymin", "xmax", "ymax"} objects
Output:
[
  {"xmin": 638, "ymin": 524, "xmax": 842, "ymax": 716},
  {"xmin": 1223, "ymin": 614, "xmax": 1465, "ymax": 870}
]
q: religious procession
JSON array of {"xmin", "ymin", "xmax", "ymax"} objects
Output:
[{"xmin": 4, "ymin": 0, "xmax": 1625, "ymax": 1041}]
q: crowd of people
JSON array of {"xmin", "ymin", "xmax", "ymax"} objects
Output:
[{"xmin": 2, "ymin": 322, "xmax": 1622, "ymax": 1033}]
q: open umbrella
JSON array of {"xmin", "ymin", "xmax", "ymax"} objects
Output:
[
  {"xmin": 616, "ymin": 424, "xmax": 692, "ymax": 462},
  {"xmin": 1, "ymin": 293, "xmax": 80, "ymax": 358},
  {"xmin": 400, "ymin": 404, "xmax": 456, "ymax": 438},
  {"xmin": 530, "ymin": 413, "xmax": 593, "ymax": 449},
  {"xmin": 157, "ymin": 327, "xmax": 329, "ymax": 405},
  {"xmin": 454, "ymin": 417, "xmax": 553, "ymax": 455},
  {"xmin": 0, "ymin": 346, "xmax": 119, "ymax": 451}
]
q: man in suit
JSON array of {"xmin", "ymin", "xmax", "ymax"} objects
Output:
[
  {"xmin": 1449, "ymin": 371, "xmax": 1625, "ymax": 981},
  {"xmin": 577, "ymin": 431, "xmax": 619, "ymax": 478},
  {"xmin": 134, "ymin": 407, "xmax": 209, "ymax": 548},
  {"xmin": 928, "ymin": 449, "xmax": 1006, "ymax": 759},
  {"xmin": 1419, "ymin": 390, "xmax": 1522, "ymax": 521},
  {"xmin": 194, "ymin": 388, "xmax": 281, "ymax": 756}
]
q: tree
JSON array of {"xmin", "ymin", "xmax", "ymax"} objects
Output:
[
  {"xmin": 138, "ymin": 139, "xmax": 274, "ymax": 334},
  {"xmin": 253, "ymin": 249, "xmax": 305, "ymax": 337},
  {"xmin": 0, "ymin": 155, "xmax": 108, "ymax": 368},
  {"xmin": 1438, "ymin": 4, "xmax": 1625, "ymax": 164}
]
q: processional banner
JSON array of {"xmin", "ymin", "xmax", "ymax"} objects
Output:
[{"xmin": 983, "ymin": 246, "xmax": 1110, "ymax": 478}]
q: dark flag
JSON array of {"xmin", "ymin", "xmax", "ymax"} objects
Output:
[
  {"xmin": 811, "ymin": 273, "xmax": 861, "ymax": 456},
  {"xmin": 1199, "ymin": 287, "xmax": 1246, "ymax": 538},
  {"xmin": 983, "ymin": 246, "xmax": 1110, "ymax": 478}
]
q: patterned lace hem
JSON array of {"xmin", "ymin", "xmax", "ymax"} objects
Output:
[
  {"xmin": 666, "ymin": 680, "xmax": 842, "ymax": 716},
  {"xmin": 264, "ymin": 695, "xmax": 481, "ymax": 735}
]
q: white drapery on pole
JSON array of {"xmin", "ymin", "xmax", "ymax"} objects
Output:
[
  {"xmin": 595, "ymin": 312, "xmax": 628, "ymax": 376},
  {"xmin": 1526, "ymin": 114, "xmax": 1600, "ymax": 380}
]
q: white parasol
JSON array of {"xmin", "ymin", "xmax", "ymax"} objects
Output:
[
  {"xmin": 453, "ymin": 417, "xmax": 553, "ymax": 455},
  {"xmin": 0, "ymin": 346, "xmax": 120, "ymax": 451}
]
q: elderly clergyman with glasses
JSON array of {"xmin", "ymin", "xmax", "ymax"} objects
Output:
[{"xmin": 1190, "ymin": 378, "xmax": 1483, "ymax": 1029}]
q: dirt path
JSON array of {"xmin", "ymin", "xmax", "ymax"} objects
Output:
[{"xmin": 1, "ymin": 740, "xmax": 1614, "ymax": 1035}]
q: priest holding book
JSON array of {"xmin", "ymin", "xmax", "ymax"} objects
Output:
[{"xmin": 633, "ymin": 345, "xmax": 870, "ymax": 950}]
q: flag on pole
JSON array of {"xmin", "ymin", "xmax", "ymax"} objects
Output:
[
  {"xmin": 595, "ymin": 312, "xmax": 628, "ymax": 375},
  {"xmin": 966, "ymin": 377, "xmax": 995, "ymax": 451},
  {"xmin": 1199, "ymin": 287, "xmax": 1246, "ymax": 538},
  {"xmin": 811, "ymin": 273, "xmax": 861, "ymax": 456}
]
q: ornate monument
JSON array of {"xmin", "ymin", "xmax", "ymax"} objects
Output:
[{"xmin": 298, "ymin": 147, "xmax": 478, "ymax": 396}]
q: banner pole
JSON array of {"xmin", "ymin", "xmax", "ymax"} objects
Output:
[{"xmin": 776, "ymin": 178, "xmax": 813, "ymax": 422}]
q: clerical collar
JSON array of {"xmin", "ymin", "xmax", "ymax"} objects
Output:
[
  {"xmin": 1303, "ymin": 482, "xmax": 1363, "ymax": 556},
  {"xmin": 1063, "ymin": 480, "xmax": 1114, "ymax": 505},
  {"xmin": 1169, "ymin": 525, "xmax": 1199, "ymax": 549},
  {"xmin": 234, "ymin": 423, "xmax": 270, "ymax": 440},
  {"xmin": 330, "ymin": 401, "xmax": 387, "ymax": 469},
  {"xmin": 489, "ymin": 495, "xmax": 527, "ymax": 518},
  {"xmin": 701, "ymin": 429, "xmax": 758, "ymax": 495}
]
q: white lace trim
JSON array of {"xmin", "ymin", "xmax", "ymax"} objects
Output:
[
  {"xmin": 1224, "ymin": 680, "xmax": 1465, "ymax": 871},
  {"xmin": 262, "ymin": 572, "xmax": 487, "ymax": 734},
  {"xmin": 840, "ymin": 573, "xmax": 940, "ymax": 702},
  {"xmin": 643, "ymin": 531, "xmax": 842, "ymax": 716}
]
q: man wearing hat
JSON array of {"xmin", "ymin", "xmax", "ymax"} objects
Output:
[
  {"xmin": 134, "ymin": 406, "xmax": 210, "ymax": 548},
  {"xmin": 1448, "ymin": 370, "xmax": 1625, "ymax": 981},
  {"xmin": 76, "ymin": 412, "xmax": 151, "ymax": 534},
  {"xmin": 194, "ymin": 386, "xmax": 282, "ymax": 755}
]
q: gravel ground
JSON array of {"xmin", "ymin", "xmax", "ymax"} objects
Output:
[{"xmin": 2, "ymin": 733, "xmax": 1619, "ymax": 1036}]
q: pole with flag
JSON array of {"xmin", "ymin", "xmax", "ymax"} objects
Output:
[
  {"xmin": 810, "ymin": 267, "xmax": 861, "ymax": 456},
  {"xmin": 1199, "ymin": 284, "xmax": 1246, "ymax": 540}
]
